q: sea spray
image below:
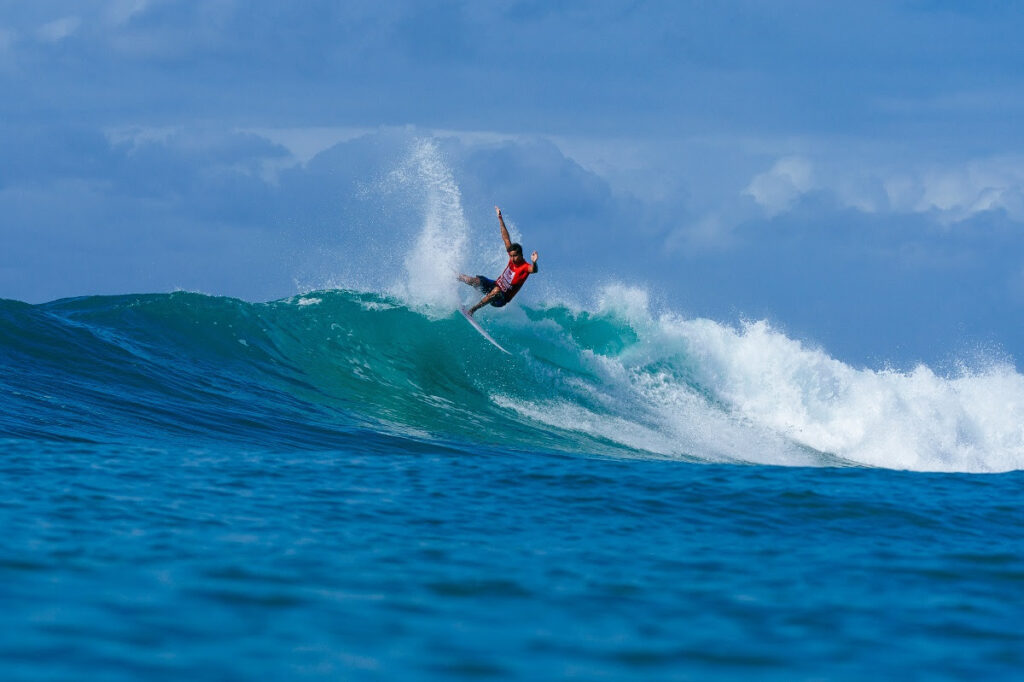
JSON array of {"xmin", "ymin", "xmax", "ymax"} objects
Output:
[
  {"xmin": 496, "ymin": 285, "xmax": 832, "ymax": 468},
  {"xmin": 486, "ymin": 284, "xmax": 1024, "ymax": 472},
  {"xmin": 645, "ymin": 305, "xmax": 1024, "ymax": 472},
  {"xmin": 291, "ymin": 135, "xmax": 472, "ymax": 304},
  {"xmin": 389, "ymin": 139, "xmax": 469, "ymax": 311}
]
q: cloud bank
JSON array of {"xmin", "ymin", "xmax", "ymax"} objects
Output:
[{"xmin": 2, "ymin": 2, "xmax": 1024, "ymax": 367}]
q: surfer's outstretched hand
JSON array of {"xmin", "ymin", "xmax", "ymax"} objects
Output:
[
  {"xmin": 531, "ymin": 251, "xmax": 538, "ymax": 263},
  {"xmin": 495, "ymin": 206, "xmax": 502, "ymax": 218}
]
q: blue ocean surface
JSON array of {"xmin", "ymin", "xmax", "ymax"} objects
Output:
[{"xmin": 2, "ymin": 290, "xmax": 1023, "ymax": 680}]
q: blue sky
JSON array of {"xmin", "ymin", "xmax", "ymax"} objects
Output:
[{"xmin": 3, "ymin": 1, "xmax": 1024, "ymax": 366}]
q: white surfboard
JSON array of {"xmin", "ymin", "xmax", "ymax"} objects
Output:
[{"xmin": 459, "ymin": 307, "xmax": 511, "ymax": 354}]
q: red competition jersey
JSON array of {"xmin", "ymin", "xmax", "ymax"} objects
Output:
[{"xmin": 496, "ymin": 257, "xmax": 532, "ymax": 301}]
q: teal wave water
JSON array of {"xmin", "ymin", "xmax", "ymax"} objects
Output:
[
  {"xmin": 1, "ymin": 288, "xmax": 753, "ymax": 458},
  {"xmin": 3, "ymin": 288, "xmax": 1024, "ymax": 680},
  {"xmin": 4, "ymin": 288, "xmax": 1023, "ymax": 471}
]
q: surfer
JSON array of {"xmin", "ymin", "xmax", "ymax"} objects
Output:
[{"xmin": 458, "ymin": 206, "xmax": 539, "ymax": 316}]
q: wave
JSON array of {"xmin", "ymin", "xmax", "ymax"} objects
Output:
[{"xmin": 2, "ymin": 286, "xmax": 1022, "ymax": 473}]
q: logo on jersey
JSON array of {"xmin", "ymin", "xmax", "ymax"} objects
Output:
[{"xmin": 497, "ymin": 265, "xmax": 516, "ymax": 290}]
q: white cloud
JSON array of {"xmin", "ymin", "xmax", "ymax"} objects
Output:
[
  {"xmin": 744, "ymin": 156, "xmax": 814, "ymax": 216},
  {"xmin": 241, "ymin": 126, "xmax": 376, "ymax": 164},
  {"xmin": 37, "ymin": 16, "xmax": 80, "ymax": 43},
  {"xmin": 743, "ymin": 153, "xmax": 1024, "ymax": 223},
  {"xmin": 832, "ymin": 157, "xmax": 1024, "ymax": 222},
  {"xmin": 105, "ymin": 0, "xmax": 151, "ymax": 26},
  {"xmin": 908, "ymin": 159, "xmax": 1024, "ymax": 221},
  {"xmin": 880, "ymin": 174, "xmax": 923, "ymax": 212}
]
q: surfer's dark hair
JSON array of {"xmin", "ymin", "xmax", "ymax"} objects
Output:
[{"xmin": 508, "ymin": 243, "xmax": 523, "ymax": 254}]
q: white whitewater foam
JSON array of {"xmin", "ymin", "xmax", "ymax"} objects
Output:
[
  {"xmin": 668, "ymin": 314, "xmax": 1024, "ymax": 472},
  {"xmin": 511, "ymin": 285, "xmax": 1024, "ymax": 473},
  {"xmin": 491, "ymin": 284, "xmax": 822, "ymax": 467}
]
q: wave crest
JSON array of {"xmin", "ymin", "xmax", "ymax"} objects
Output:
[{"xmin": 2, "ymin": 288, "xmax": 1022, "ymax": 473}]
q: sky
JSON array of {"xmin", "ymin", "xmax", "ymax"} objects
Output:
[{"xmin": 3, "ymin": 0, "xmax": 1024, "ymax": 367}]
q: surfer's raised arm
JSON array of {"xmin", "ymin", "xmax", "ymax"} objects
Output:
[
  {"xmin": 497, "ymin": 206, "xmax": 538, "ymax": 272},
  {"xmin": 496, "ymin": 206, "xmax": 512, "ymax": 250}
]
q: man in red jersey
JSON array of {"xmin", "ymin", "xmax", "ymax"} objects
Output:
[{"xmin": 459, "ymin": 206, "xmax": 539, "ymax": 316}]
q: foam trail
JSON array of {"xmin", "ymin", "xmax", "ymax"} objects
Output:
[{"xmin": 392, "ymin": 139, "xmax": 468, "ymax": 310}]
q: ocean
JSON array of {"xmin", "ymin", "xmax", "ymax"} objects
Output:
[{"xmin": 1, "ymin": 288, "xmax": 1022, "ymax": 680}]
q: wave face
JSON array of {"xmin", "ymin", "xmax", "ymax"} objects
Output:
[{"xmin": 3, "ymin": 287, "xmax": 1022, "ymax": 473}]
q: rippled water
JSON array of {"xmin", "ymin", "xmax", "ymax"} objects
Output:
[{"xmin": 3, "ymin": 438, "xmax": 1022, "ymax": 680}]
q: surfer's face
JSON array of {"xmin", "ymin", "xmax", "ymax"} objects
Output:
[{"xmin": 508, "ymin": 249, "xmax": 524, "ymax": 263}]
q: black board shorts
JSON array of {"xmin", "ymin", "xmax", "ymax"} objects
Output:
[{"xmin": 473, "ymin": 276, "xmax": 508, "ymax": 307}]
